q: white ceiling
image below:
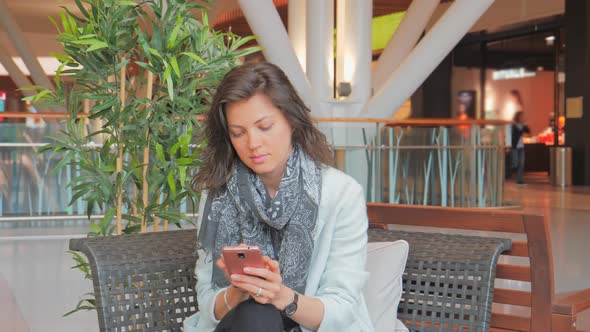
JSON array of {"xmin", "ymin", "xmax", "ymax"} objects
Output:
[
  {"xmin": 0, "ymin": 0, "xmax": 566, "ymax": 58},
  {"xmin": 0, "ymin": 0, "xmax": 236, "ymax": 57}
]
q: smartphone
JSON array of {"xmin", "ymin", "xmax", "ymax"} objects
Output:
[{"xmin": 221, "ymin": 245, "xmax": 266, "ymax": 275}]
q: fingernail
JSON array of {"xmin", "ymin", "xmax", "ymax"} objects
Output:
[
  {"xmin": 231, "ymin": 274, "xmax": 239, "ymax": 280},
  {"xmin": 243, "ymin": 267, "xmax": 251, "ymax": 273}
]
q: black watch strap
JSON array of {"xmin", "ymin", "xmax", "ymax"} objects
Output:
[{"xmin": 282, "ymin": 291, "xmax": 299, "ymax": 317}]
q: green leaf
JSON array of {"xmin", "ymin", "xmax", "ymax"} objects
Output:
[
  {"xmin": 170, "ymin": 140, "xmax": 181, "ymax": 156},
  {"xmin": 148, "ymin": 48, "xmax": 163, "ymax": 59},
  {"xmin": 167, "ymin": 23, "xmax": 182, "ymax": 50},
  {"xmin": 155, "ymin": 144, "xmax": 165, "ymax": 162},
  {"xmin": 117, "ymin": 0, "xmax": 138, "ymax": 7},
  {"xmin": 89, "ymin": 98, "xmax": 116, "ymax": 113},
  {"xmin": 54, "ymin": 62, "xmax": 69, "ymax": 89},
  {"xmin": 170, "ymin": 56, "xmax": 180, "ymax": 78},
  {"xmin": 89, "ymin": 222, "xmax": 100, "ymax": 233},
  {"xmin": 50, "ymin": 52, "xmax": 73, "ymax": 63},
  {"xmin": 63, "ymin": 297, "xmax": 95, "ymax": 317},
  {"xmin": 59, "ymin": 10, "xmax": 71, "ymax": 34},
  {"xmin": 74, "ymin": 0, "xmax": 90, "ymax": 19},
  {"xmin": 177, "ymin": 157, "xmax": 193, "ymax": 166},
  {"xmin": 122, "ymin": 223, "xmax": 141, "ymax": 234},
  {"xmin": 166, "ymin": 70, "xmax": 174, "ymax": 100},
  {"xmin": 180, "ymin": 52, "xmax": 208, "ymax": 65},
  {"xmin": 167, "ymin": 172, "xmax": 177, "ymax": 196},
  {"xmin": 179, "ymin": 166, "xmax": 186, "ymax": 186},
  {"xmin": 100, "ymin": 208, "xmax": 116, "ymax": 234},
  {"xmin": 229, "ymin": 35, "xmax": 258, "ymax": 50},
  {"xmin": 48, "ymin": 16, "xmax": 61, "ymax": 34},
  {"xmin": 70, "ymin": 39, "xmax": 99, "ymax": 45},
  {"xmin": 121, "ymin": 214, "xmax": 141, "ymax": 223},
  {"xmin": 30, "ymin": 89, "xmax": 52, "ymax": 103},
  {"xmin": 86, "ymin": 41, "xmax": 108, "ymax": 52}
]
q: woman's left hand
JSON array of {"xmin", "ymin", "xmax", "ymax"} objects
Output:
[{"xmin": 230, "ymin": 256, "xmax": 291, "ymax": 309}]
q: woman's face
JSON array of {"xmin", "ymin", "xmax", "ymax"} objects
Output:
[{"xmin": 225, "ymin": 93, "xmax": 293, "ymax": 183}]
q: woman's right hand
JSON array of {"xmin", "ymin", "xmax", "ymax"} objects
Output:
[{"xmin": 216, "ymin": 257, "xmax": 250, "ymax": 307}]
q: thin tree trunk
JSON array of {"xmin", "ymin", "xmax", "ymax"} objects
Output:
[
  {"xmin": 116, "ymin": 62, "xmax": 127, "ymax": 235},
  {"xmin": 141, "ymin": 70, "xmax": 154, "ymax": 233}
]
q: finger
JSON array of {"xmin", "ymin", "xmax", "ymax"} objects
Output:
[
  {"xmin": 230, "ymin": 274, "xmax": 281, "ymax": 294},
  {"xmin": 244, "ymin": 267, "xmax": 283, "ymax": 284},
  {"xmin": 262, "ymin": 256, "xmax": 271, "ymax": 269},
  {"xmin": 267, "ymin": 259, "xmax": 280, "ymax": 274},
  {"xmin": 216, "ymin": 258, "xmax": 228, "ymax": 273},
  {"xmin": 243, "ymin": 266, "xmax": 281, "ymax": 283},
  {"xmin": 216, "ymin": 258, "xmax": 230, "ymax": 279},
  {"xmin": 216, "ymin": 258, "xmax": 226, "ymax": 269},
  {"xmin": 231, "ymin": 280, "xmax": 279, "ymax": 302}
]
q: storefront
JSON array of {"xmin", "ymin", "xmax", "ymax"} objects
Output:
[{"xmin": 451, "ymin": 17, "xmax": 565, "ymax": 174}]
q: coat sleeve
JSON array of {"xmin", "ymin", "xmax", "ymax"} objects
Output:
[
  {"xmin": 315, "ymin": 180, "xmax": 370, "ymax": 331},
  {"xmin": 192, "ymin": 191, "xmax": 226, "ymax": 330}
]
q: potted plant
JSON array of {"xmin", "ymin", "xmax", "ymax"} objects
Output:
[{"xmin": 25, "ymin": 0, "xmax": 260, "ymax": 314}]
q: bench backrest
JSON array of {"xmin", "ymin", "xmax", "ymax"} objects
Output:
[
  {"xmin": 367, "ymin": 203, "xmax": 554, "ymax": 332},
  {"xmin": 69, "ymin": 229, "xmax": 199, "ymax": 331}
]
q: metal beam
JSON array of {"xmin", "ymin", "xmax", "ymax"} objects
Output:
[
  {"xmin": 0, "ymin": 45, "xmax": 35, "ymax": 93},
  {"xmin": 364, "ymin": 0, "xmax": 495, "ymax": 118},
  {"xmin": 0, "ymin": 0, "xmax": 56, "ymax": 94},
  {"xmin": 238, "ymin": 0, "xmax": 320, "ymax": 115},
  {"xmin": 0, "ymin": 43, "xmax": 49, "ymax": 112},
  {"xmin": 288, "ymin": 0, "xmax": 306, "ymax": 74},
  {"xmin": 372, "ymin": 0, "xmax": 439, "ymax": 92}
]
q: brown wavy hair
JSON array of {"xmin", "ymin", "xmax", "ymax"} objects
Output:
[{"xmin": 192, "ymin": 62, "xmax": 334, "ymax": 192}]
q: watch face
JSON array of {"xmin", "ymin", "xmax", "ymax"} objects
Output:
[{"xmin": 284, "ymin": 302, "xmax": 298, "ymax": 316}]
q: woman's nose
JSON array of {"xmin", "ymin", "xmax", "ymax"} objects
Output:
[{"xmin": 247, "ymin": 131, "xmax": 262, "ymax": 150}]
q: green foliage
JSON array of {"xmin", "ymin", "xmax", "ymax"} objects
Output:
[{"xmin": 29, "ymin": 0, "xmax": 261, "ymax": 316}]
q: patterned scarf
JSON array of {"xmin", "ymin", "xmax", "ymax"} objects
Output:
[{"xmin": 198, "ymin": 146, "xmax": 322, "ymax": 294}]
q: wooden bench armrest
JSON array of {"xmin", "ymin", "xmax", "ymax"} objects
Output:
[{"xmin": 553, "ymin": 288, "xmax": 590, "ymax": 316}]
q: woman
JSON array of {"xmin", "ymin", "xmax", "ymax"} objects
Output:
[
  {"xmin": 184, "ymin": 62, "xmax": 372, "ymax": 332},
  {"xmin": 511, "ymin": 110, "xmax": 530, "ymax": 185}
]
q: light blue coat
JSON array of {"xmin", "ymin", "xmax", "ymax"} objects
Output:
[{"xmin": 184, "ymin": 167, "xmax": 373, "ymax": 332}]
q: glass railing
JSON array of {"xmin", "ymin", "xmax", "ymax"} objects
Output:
[
  {"xmin": 0, "ymin": 113, "xmax": 199, "ymax": 221},
  {"xmin": 317, "ymin": 118, "xmax": 510, "ymax": 208},
  {"xmin": 0, "ymin": 114, "xmax": 510, "ymax": 220}
]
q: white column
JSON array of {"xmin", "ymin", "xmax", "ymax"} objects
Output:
[
  {"xmin": 364, "ymin": 0, "xmax": 494, "ymax": 118},
  {"xmin": 372, "ymin": 0, "xmax": 439, "ymax": 92},
  {"xmin": 288, "ymin": 0, "xmax": 306, "ymax": 74},
  {"xmin": 336, "ymin": 0, "xmax": 372, "ymax": 107},
  {"xmin": 0, "ymin": 0, "xmax": 56, "ymax": 93},
  {"xmin": 307, "ymin": 0, "xmax": 334, "ymax": 104},
  {"xmin": 238, "ymin": 0, "xmax": 319, "ymax": 114}
]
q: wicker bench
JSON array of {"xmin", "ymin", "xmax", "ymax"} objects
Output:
[
  {"xmin": 367, "ymin": 203, "xmax": 590, "ymax": 332},
  {"xmin": 69, "ymin": 217, "xmax": 510, "ymax": 332}
]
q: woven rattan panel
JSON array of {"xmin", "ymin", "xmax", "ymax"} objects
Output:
[
  {"xmin": 70, "ymin": 229, "xmax": 199, "ymax": 332},
  {"xmin": 368, "ymin": 229, "xmax": 511, "ymax": 332}
]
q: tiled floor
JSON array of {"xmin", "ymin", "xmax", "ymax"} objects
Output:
[
  {"xmin": 0, "ymin": 234, "xmax": 98, "ymax": 332},
  {"xmin": 1, "ymin": 174, "xmax": 590, "ymax": 331}
]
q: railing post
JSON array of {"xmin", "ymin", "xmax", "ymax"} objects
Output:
[{"xmin": 374, "ymin": 122, "xmax": 382, "ymax": 202}]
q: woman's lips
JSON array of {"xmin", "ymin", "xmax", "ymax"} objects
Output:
[{"xmin": 251, "ymin": 154, "xmax": 269, "ymax": 164}]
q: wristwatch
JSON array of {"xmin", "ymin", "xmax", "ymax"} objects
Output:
[{"xmin": 282, "ymin": 291, "xmax": 299, "ymax": 317}]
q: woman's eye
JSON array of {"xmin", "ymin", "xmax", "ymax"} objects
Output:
[
  {"xmin": 260, "ymin": 124, "xmax": 273, "ymax": 131},
  {"xmin": 229, "ymin": 131, "xmax": 243, "ymax": 138}
]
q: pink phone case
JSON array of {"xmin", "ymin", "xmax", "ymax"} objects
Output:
[{"xmin": 222, "ymin": 245, "xmax": 265, "ymax": 275}]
